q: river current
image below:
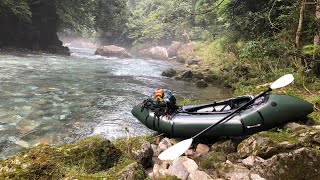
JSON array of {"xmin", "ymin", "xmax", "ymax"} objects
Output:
[{"xmin": 0, "ymin": 47, "xmax": 230, "ymax": 159}]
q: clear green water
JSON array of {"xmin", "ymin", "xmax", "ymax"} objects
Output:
[{"xmin": 0, "ymin": 47, "xmax": 230, "ymax": 159}]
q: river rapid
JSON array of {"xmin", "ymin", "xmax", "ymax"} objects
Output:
[{"xmin": 0, "ymin": 47, "xmax": 230, "ymax": 159}]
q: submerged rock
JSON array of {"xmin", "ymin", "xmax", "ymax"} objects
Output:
[{"xmin": 162, "ymin": 68, "xmax": 177, "ymax": 77}]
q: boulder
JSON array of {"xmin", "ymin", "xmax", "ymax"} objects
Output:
[
  {"xmin": 188, "ymin": 170, "xmax": 213, "ymax": 180},
  {"xmin": 94, "ymin": 45, "xmax": 132, "ymax": 58},
  {"xmin": 167, "ymin": 41, "xmax": 183, "ymax": 58},
  {"xmin": 116, "ymin": 162, "xmax": 145, "ymax": 180},
  {"xmin": 181, "ymin": 71, "xmax": 193, "ymax": 79},
  {"xmin": 158, "ymin": 137, "xmax": 172, "ymax": 152},
  {"xmin": 176, "ymin": 42, "xmax": 196, "ymax": 63},
  {"xmin": 241, "ymin": 155, "xmax": 265, "ymax": 169},
  {"xmin": 217, "ymin": 162, "xmax": 251, "ymax": 180},
  {"xmin": 211, "ymin": 139, "xmax": 239, "ymax": 154},
  {"xmin": 173, "ymin": 156, "xmax": 198, "ymax": 174},
  {"xmin": 161, "ymin": 68, "xmax": 177, "ymax": 78},
  {"xmin": 130, "ymin": 139, "xmax": 153, "ymax": 167},
  {"xmin": 195, "ymin": 143, "xmax": 210, "ymax": 155},
  {"xmin": 251, "ymin": 147, "xmax": 320, "ymax": 180},
  {"xmin": 168, "ymin": 157, "xmax": 190, "ymax": 180},
  {"xmin": 193, "ymin": 151, "xmax": 227, "ymax": 170},
  {"xmin": 237, "ymin": 131, "xmax": 300, "ymax": 159},
  {"xmin": 196, "ymin": 80, "xmax": 208, "ymax": 88},
  {"xmin": 139, "ymin": 46, "xmax": 168, "ymax": 60}
]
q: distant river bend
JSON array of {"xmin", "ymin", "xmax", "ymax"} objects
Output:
[{"xmin": 0, "ymin": 47, "xmax": 230, "ymax": 159}]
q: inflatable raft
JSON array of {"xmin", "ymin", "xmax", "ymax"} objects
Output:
[{"xmin": 131, "ymin": 93, "xmax": 313, "ymax": 138}]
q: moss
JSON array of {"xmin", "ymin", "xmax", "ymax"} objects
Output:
[
  {"xmin": 62, "ymin": 136, "xmax": 122, "ymax": 173},
  {"xmin": 0, "ymin": 136, "xmax": 125, "ymax": 179},
  {"xmin": 114, "ymin": 135, "xmax": 153, "ymax": 158},
  {"xmin": 0, "ymin": 145, "xmax": 65, "ymax": 179},
  {"xmin": 238, "ymin": 131, "xmax": 300, "ymax": 158},
  {"xmin": 262, "ymin": 148, "xmax": 320, "ymax": 180},
  {"xmin": 193, "ymin": 151, "xmax": 227, "ymax": 170}
]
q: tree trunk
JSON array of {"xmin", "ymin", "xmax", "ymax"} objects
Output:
[
  {"xmin": 314, "ymin": 0, "xmax": 320, "ymax": 46},
  {"xmin": 314, "ymin": 0, "xmax": 320, "ymax": 75},
  {"xmin": 296, "ymin": 0, "xmax": 306, "ymax": 48}
]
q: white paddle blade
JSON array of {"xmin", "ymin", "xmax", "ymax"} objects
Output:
[
  {"xmin": 158, "ymin": 138, "xmax": 193, "ymax": 160},
  {"xmin": 270, "ymin": 74, "xmax": 294, "ymax": 90}
]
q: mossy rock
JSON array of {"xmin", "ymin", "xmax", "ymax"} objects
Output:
[
  {"xmin": 0, "ymin": 136, "xmax": 123, "ymax": 179},
  {"xmin": 193, "ymin": 151, "xmax": 227, "ymax": 170},
  {"xmin": 237, "ymin": 131, "xmax": 300, "ymax": 159},
  {"xmin": 0, "ymin": 145, "xmax": 65, "ymax": 180},
  {"xmin": 196, "ymin": 79, "xmax": 208, "ymax": 88},
  {"xmin": 114, "ymin": 136, "xmax": 153, "ymax": 167},
  {"xmin": 161, "ymin": 68, "xmax": 177, "ymax": 78},
  {"xmin": 62, "ymin": 136, "xmax": 122, "ymax": 173},
  {"xmin": 252, "ymin": 147, "xmax": 320, "ymax": 180},
  {"xmin": 211, "ymin": 139, "xmax": 239, "ymax": 154}
]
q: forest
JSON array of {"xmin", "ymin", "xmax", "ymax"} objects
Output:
[{"xmin": 1, "ymin": 0, "xmax": 320, "ymax": 93}]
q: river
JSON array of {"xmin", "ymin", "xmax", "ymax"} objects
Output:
[{"xmin": 0, "ymin": 47, "xmax": 230, "ymax": 159}]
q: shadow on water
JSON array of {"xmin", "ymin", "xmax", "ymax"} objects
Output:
[{"xmin": 0, "ymin": 47, "xmax": 231, "ymax": 159}]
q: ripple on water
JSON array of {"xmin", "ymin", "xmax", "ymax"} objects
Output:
[{"xmin": 0, "ymin": 48, "xmax": 230, "ymax": 159}]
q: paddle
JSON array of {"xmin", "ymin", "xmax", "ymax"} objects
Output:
[{"xmin": 158, "ymin": 74, "xmax": 294, "ymax": 160}]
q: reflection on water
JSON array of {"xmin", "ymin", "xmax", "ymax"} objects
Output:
[{"xmin": 0, "ymin": 47, "xmax": 230, "ymax": 159}]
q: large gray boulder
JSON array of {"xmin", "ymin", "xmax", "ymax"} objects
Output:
[
  {"xmin": 167, "ymin": 41, "xmax": 183, "ymax": 58},
  {"xmin": 139, "ymin": 46, "xmax": 168, "ymax": 60},
  {"xmin": 251, "ymin": 147, "xmax": 320, "ymax": 180},
  {"xmin": 237, "ymin": 131, "xmax": 300, "ymax": 159},
  {"xmin": 130, "ymin": 139, "xmax": 153, "ymax": 167},
  {"xmin": 94, "ymin": 45, "xmax": 132, "ymax": 58}
]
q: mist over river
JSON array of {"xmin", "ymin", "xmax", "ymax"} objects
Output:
[{"xmin": 0, "ymin": 47, "xmax": 230, "ymax": 159}]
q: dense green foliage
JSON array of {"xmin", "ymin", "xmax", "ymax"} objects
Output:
[
  {"xmin": 57, "ymin": 0, "xmax": 129, "ymax": 44},
  {"xmin": 0, "ymin": 0, "xmax": 31, "ymax": 22}
]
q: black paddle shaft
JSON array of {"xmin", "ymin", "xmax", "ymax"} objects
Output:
[{"xmin": 192, "ymin": 88, "xmax": 272, "ymax": 139}]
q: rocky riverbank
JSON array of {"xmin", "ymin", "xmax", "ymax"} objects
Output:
[{"xmin": 1, "ymin": 120, "xmax": 319, "ymax": 179}]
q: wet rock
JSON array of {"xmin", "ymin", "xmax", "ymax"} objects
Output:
[
  {"xmin": 196, "ymin": 143, "xmax": 210, "ymax": 155},
  {"xmin": 116, "ymin": 162, "xmax": 145, "ymax": 180},
  {"xmin": 241, "ymin": 155, "xmax": 265, "ymax": 169},
  {"xmin": 94, "ymin": 45, "xmax": 132, "ymax": 58},
  {"xmin": 188, "ymin": 170, "xmax": 213, "ymax": 180},
  {"xmin": 196, "ymin": 79, "xmax": 208, "ymax": 88},
  {"xmin": 162, "ymin": 68, "xmax": 177, "ymax": 77},
  {"xmin": 167, "ymin": 41, "xmax": 183, "ymax": 58},
  {"xmin": 251, "ymin": 147, "xmax": 320, "ymax": 180},
  {"xmin": 181, "ymin": 70, "xmax": 193, "ymax": 79},
  {"xmin": 211, "ymin": 139, "xmax": 238, "ymax": 154},
  {"xmin": 203, "ymin": 73, "xmax": 220, "ymax": 83}
]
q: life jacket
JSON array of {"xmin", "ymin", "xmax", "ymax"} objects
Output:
[{"xmin": 141, "ymin": 88, "xmax": 177, "ymax": 117}]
